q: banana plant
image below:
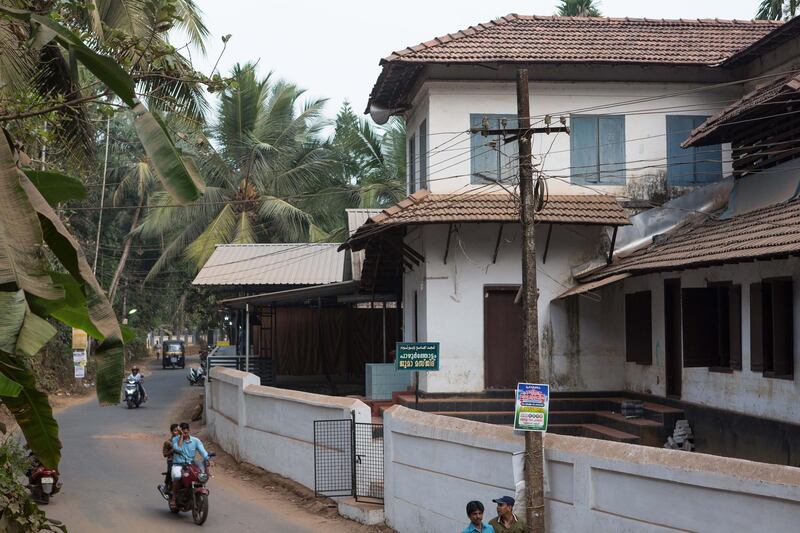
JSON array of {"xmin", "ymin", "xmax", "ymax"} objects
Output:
[{"xmin": 0, "ymin": 6, "xmax": 206, "ymax": 468}]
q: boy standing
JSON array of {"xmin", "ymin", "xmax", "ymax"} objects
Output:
[
  {"xmin": 158, "ymin": 423, "xmax": 179, "ymax": 497},
  {"xmin": 462, "ymin": 501, "xmax": 495, "ymax": 533}
]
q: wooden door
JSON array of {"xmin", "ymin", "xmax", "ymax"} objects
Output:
[
  {"xmin": 664, "ymin": 279, "xmax": 682, "ymax": 398},
  {"xmin": 484, "ymin": 288, "xmax": 524, "ymax": 389}
]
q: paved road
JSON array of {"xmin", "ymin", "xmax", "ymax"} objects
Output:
[{"xmin": 47, "ymin": 356, "xmax": 342, "ymax": 532}]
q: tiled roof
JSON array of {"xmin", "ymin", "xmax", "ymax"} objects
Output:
[
  {"xmin": 344, "ymin": 190, "xmax": 628, "ymax": 250},
  {"xmin": 578, "ymin": 197, "xmax": 800, "ymax": 282},
  {"xmin": 192, "ymin": 243, "xmax": 345, "ymax": 286},
  {"xmin": 384, "ymin": 15, "xmax": 781, "ymax": 65},
  {"xmin": 684, "ymin": 72, "xmax": 800, "ymax": 147},
  {"xmin": 369, "ymin": 14, "xmax": 782, "ymax": 112}
]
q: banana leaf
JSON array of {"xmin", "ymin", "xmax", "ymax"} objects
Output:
[
  {"xmin": 19, "ymin": 175, "xmax": 124, "ymax": 404},
  {"xmin": 24, "ymin": 170, "xmax": 87, "ymax": 205},
  {"xmin": 0, "ymin": 133, "xmax": 62, "ymax": 300},
  {"xmin": 0, "ymin": 352, "xmax": 60, "ymax": 469},
  {"xmin": 134, "ymin": 109, "xmax": 203, "ymax": 204}
]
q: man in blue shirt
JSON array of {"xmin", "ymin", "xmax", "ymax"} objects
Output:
[
  {"xmin": 462, "ymin": 500, "xmax": 495, "ymax": 533},
  {"xmin": 169, "ymin": 422, "xmax": 210, "ymax": 509}
]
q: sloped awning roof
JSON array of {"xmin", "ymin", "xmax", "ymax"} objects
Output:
[
  {"xmin": 576, "ymin": 197, "xmax": 800, "ymax": 285},
  {"xmin": 346, "ymin": 208, "xmax": 381, "ymax": 280},
  {"xmin": 683, "ymin": 71, "xmax": 800, "ymax": 147},
  {"xmin": 192, "ymin": 243, "xmax": 345, "ymax": 286},
  {"xmin": 342, "ymin": 190, "xmax": 629, "ymax": 251}
]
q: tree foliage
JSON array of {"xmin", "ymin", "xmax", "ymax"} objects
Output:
[
  {"xmin": 0, "ymin": 0, "xmax": 210, "ymax": 475},
  {"xmin": 556, "ymin": 0, "xmax": 602, "ymax": 17},
  {"xmin": 756, "ymin": 0, "xmax": 799, "ymax": 19}
]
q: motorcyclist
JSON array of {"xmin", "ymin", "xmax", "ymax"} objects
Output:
[
  {"xmin": 126, "ymin": 366, "xmax": 147, "ymax": 402},
  {"xmin": 169, "ymin": 422, "xmax": 210, "ymax": 510}
]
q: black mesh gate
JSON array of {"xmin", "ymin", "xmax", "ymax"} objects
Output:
[{"xmin": 313, "ymin": 419, "xmax": 384, "ymax": 503}]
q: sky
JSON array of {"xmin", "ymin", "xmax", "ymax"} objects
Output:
[{"xmin": 182, "ymin": 0, "xmax": 765, "ymax": 126}]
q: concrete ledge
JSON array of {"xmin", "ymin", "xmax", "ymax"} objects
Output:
[
  {"xmin": 544, "ymin": 432, "xmax": 800, "ymax": 488},
  {"xmin": 244, "ymin": 383, "xmax": 368, "ymax": 412},
  {"xmin": 337, "ymin": 498, "xmax": 385, "ymax": 526}
]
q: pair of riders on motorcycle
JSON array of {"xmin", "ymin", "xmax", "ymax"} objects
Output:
[{"xmin": 161, "ymin": 422, "xmax": 211, "ymax": 509}]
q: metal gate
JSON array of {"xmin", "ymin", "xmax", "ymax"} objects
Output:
[{"xmin": 313, "ymin": 419, "xmax": 384, "ymax": 503}]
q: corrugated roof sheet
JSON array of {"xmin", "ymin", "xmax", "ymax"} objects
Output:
[
  {"xmin": 346, "ymin": 209, "xmax": 382, "ymax": 280},
  {"xmin": 578, "ymin": 197, "xmax": 800, "ymax": 283},
  {"xmin": 344, "ymin": 190, "xmax": 629, "ymax": 250},
  {"xmin": 192, "ymin": 243, "xmax": 345, "ymax": 286}
]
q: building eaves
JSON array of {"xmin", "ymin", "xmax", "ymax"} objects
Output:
[
  {"xmin": 342, "ymin": 189, "xmax": 629, "ymax": 251},
  {"xmin": 684, "ymin": 71, "xmax": 800, "ymax": 147}
]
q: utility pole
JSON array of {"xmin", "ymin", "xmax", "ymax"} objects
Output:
[{"xmin": 517, "ymin": 68, "xmax": 546, "ymax": 532}]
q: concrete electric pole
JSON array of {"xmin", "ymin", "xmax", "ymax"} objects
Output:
[{"xmin": 517, "ymin": 68, "xmax": 545, "ymax": 533}]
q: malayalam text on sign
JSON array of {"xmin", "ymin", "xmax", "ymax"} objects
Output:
[
  {"xmin": 514, "ymin": 383, "xmax": 549, "ymax": 432},
  {"xmin": 395, "ymin": 342, "xmax": 440, "ymax": 371}
]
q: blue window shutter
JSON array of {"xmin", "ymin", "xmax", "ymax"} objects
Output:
[
  {"xmin": 408, "ymin": 135, "xmax": 416, "ymax": 193},
  {"xmin": 693, "ymin": 116, "xmax": 722, "ymax": 183},
  {"xmin": 599, "ymin": 115, "xmax": 626, "ymax": 185},
  {"xmin": 471, "ymin": 114, "xmax": 516, "ymax": 184},
  {"xmin": 667, "ymin": 116, "xmax": 723, "ymax": 185},
  {"xmin": 470, "ymin": 114, "xmax": 498, "ymax": 184},
  {"xmin": 499, "ymin": 115, "xmax": 519, "ymax": 183},
  {"xmin": 571, "ymin": 115, "xmax": 599, "ymax": 183},
  {"xmin": 667, "ymin": 115, "xmax": 698, "ymax": 185},
  {"xmin": 418, "ymin": 120, "xmax": 428, "ymax": 190}
]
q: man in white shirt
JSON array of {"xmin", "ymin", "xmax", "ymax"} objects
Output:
[{"xmin": 127, "ymin": 366, "xmax": 147, "ymax": 402}]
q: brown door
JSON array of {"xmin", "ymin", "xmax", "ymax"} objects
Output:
[
  {"xmin": 664, "ymin": 279, "xmax": 682, "ymax": 398},
  {"xmin": 484, "ymin": 288, "xmax": 524, "ymax": 389}
]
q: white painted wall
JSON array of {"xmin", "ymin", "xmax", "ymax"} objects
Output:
[
  {"xmin": 383, "ymin": 406, "xmax": 800, "ymax": 533},
  {"xmin": 206, "ymin": 374, "xmax": 800, "ymax": 533},
  {"xmin": 410, "ymin": 80, "xmax": 737, "ymax": 195},
  {"xmin": 206, "ymin": 367, "xmax": 371, "ymax": 489},
  {"xmin": 611, "ymin": 257, "xmax": 800, "ymax": 424},
  {"xmin": 408, "ymin": 222, "xmax": 623, "ymax": 393}
]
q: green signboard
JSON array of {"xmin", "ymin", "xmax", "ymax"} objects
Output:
[{"xmin": 395, "ymin": 342, "xmax": 440, "ymax": 371}]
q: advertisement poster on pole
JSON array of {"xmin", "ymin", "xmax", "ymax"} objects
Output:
[
  {"xmin": 73, "ymin": 350, "xmax": 87, "ymax": 379},
  {"xmin": 514, "ymin": 383, "xmax": 549, "ymax": 432}
]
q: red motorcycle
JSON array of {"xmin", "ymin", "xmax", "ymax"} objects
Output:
[
  {"xmin": 158, "ymin": 453, "xmax": 215, "ymax": 525},
  {"xmin": 26, "ymin": 454, "xmax": 61, "ymax": 504}
]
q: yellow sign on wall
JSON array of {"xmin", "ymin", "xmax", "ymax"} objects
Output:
[
  {"xmin": 216, "ymin": 340, "xmax": 230, "ymax": 347},
  {"xmin": 72, "ymin": 329, "xmax": 88, "ymax": 350}
]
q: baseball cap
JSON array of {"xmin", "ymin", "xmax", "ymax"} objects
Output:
[{"xmin": 492, "ymin": 496, "xmax": 515, "ymax": 506}]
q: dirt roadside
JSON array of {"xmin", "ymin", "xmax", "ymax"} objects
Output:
[{"xmin": 171, "ymin": 390, "xmax": 396, "ymax": 533}]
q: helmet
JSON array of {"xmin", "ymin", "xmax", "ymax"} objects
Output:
[{"xmin": 132, "ymin": 366, "xmax": 139, "ymax": 371}]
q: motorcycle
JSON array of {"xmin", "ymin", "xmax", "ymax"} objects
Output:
[
  {"xmin": 158, "ymin": 453, "xmax": 216, "ymax": 525},
  {"xmin": 187, "ymin": 365, "xmax": 205, "ymax": 386},
  {"xmin": 26, "ymin": 454, "xmax": 60, "ymax": 504},
  {"xmin": 123, "ymin": 378, "xmax": 142, "ymax": 409}
]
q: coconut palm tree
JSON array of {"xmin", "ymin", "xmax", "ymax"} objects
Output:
[
  {"xmin": 556, "ymin": 0, "xmax": 602, "ymax": 17},
  {"xmin": 139, "ymin": 63, "xmax": 336, "ymax": 275},
  {"xmin": 756, "ymin": 0, "xmax": 799, "ymax": 19},
  {"xmin": 319, "ymin": 102, "xmax": 406, "ymax": 239}
]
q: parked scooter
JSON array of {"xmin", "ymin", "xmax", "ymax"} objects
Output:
[
  {"xmin": 187, "ymin": 365, "xmax": 205, "ymax": 386},
  {"xmin": 26, "ymin": 453, "xmax": 60, "ymax": 504},
  {"xmin": 123, "ymin": 378, "xmax": 142, "ymax": 409},
  {"xmin": 158, "ymin": 453, "xmax": 216, "ymax": 525}
]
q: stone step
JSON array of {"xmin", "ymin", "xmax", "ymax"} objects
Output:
[
  {"xmin": 431, "ymin": 411, "xmax": 516, "ymax": 424},
  {"xmin": 593, "ymin": 411, "xmax": 667, "ymax": 447},
  {"xmin": 549, "ymin": 423, "xmax": 640, "ymax": 444},
  {"xmin": 397, "ymin": 395, "xmax": 515, "ymax": 412}
]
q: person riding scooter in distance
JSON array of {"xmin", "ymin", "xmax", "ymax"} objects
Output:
[
  {"xmin": 127, "ymin": 366, "xmax": 147, "ymax": 402},
  {"xmin": 170, "ymin": 422, "xmax": 211, "ymax": 510}
]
